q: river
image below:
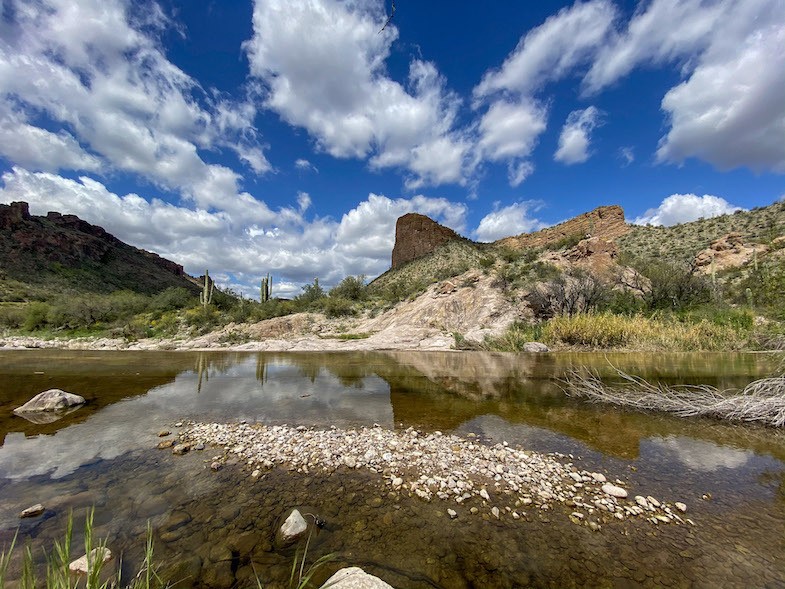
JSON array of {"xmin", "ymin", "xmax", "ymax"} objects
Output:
[{"xmin": 0, "ymin": 350, "xmax": 782, "ymax": 588}]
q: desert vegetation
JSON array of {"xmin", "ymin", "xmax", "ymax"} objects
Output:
[{"xmin": 1, "ymin": 201, "xmax": 783, "ymax": 352}]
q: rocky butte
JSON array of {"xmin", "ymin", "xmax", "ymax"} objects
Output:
[
  {"xmin": 391, "ymin": 213, "xmax": 466, "ymax": 270},
  {"xmin": 390, "ymin": 205, "xmax": 630, "ymax": 269}
]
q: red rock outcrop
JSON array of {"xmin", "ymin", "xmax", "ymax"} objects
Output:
[
  {"xmin": 391, "ymin": 213, "xmax": 464, "ymax": 269},
  {"xmin": 496, "ymin": 205, "xmax": 629, "ymax": 250}
]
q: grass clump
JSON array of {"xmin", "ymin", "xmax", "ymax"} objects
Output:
[
  {"xmin": 485, "ymin": 313, "xmax": 755, "ymax": 352},
  {"xmin": 0, "ymin": 510, "xmax": 166, "ymax": 589}
]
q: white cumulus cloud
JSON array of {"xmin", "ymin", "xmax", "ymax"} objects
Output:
[
  {"xmin": 0, "ymin": 167, "xmax": 467, "ymax": 296},
  {"xmin": 474, "ymin": 0, "xmax": 617, "ymax": 98},
  {"xmin": 0, "ymin": 0, "xmax": 270, "ymax": 211},
  {"xmin": 473, "ymin": 201, "xmax": 546, "ymax": 242},
  {"xmin": 245, "ymin": 0, "xmax": 474, "ymax": 188},
  {"xmin": 633, "ymin": 193, "xmax": 744, "ymax": 226},
  {"xmin": 583, "ymin": 0, "xmax": 785, "ymax": 173},
  {"xmin": 554, "ymin": 106, "xmax": 603, "ymax": 164}
]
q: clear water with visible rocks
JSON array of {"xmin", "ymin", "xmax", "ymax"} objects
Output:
[{"xmin": 0, "ymin": 350, "xmax": 783, "ymax": 588}]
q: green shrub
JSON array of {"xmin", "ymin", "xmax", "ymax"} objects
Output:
[
  {"xmin": 329, "ymin": 275, "xmax": 367, "ymax": 301},
  {"xmin": 0, "ymin": 304, "xmax": 25, "ymax": 328},
  {"xmin": 23, "ymin": 302, "xmax": 51, "ymax": 331},
  {"xmin": 150, "ymin": 287, "xmax": 194, "ymax": 312},
  {"xmin": 322, "ymin": 296, "xmax": 356, "ymax": 318}
]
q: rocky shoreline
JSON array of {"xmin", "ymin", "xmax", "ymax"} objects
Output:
[{"xmin": 176, "ymin": 422, "xmax": 690, "ymax": 529}]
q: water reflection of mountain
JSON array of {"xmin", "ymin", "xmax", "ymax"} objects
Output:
[
  {"xmin": 372, "ymin": 351, "xmax": 785, "ymax": 463},
  {"xmin": 262, "ymin": 350, "xmax": 784, "ymax": 463},
  {"xmin": 0, "ymin": 350, "xmax": 781, "ymax": 482}
]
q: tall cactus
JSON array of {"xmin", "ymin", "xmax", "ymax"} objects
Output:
[
  {"xmin": 200, "ymin": 269, "xmax": 214, "ymax": 309},
  {"xmin": 260, "ymin": 273, "xmax": 272, "ymax": 302}
]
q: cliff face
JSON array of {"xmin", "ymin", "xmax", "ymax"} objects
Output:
[
  {"xmin": 496, "ymin": 205, "xmax": 629, "ymax": 250},
  {"xmin": 388, "ymin": 205, "xmax": 629, "ymax": 270},
  {"xmin": 391, "ymin": 213, "xmax": 464, "ymax": 269},
  {"xmin": 0, "ymin": 201, "xmax": 197, "ymax": 295}
]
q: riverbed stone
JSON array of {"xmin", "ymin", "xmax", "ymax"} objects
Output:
[
  {"xmin": 522, "ymin": 342, "xmax": 549, "ymax": 353},
  {"xmin": 277, "ymin": 509, "xmax": 308, "ymax": 546},
  {"xmin": 320, "ymin": 567, "xmax": 394, "ymax": 589},
  {"xmin": 69, "ymin": 547, "xmax": 112, "ymax": 575},
  {"xmin": 602, "ymin": 484, "xmax": 628, "ymax": 498},
  {"xmin": 19, "ymin": 504, "xmax": 45, "ymax": 518},
  {"xmin": 14, "ymin": 389, "xmax": 85, "ymax": 413}
]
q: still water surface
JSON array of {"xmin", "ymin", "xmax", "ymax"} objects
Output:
[{"xmin": 0, "ymin": 350, "xmax": 783, "ymax": 588}]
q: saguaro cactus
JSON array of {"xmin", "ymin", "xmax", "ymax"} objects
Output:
[
  {"xmin": 260, "ymin": 273, "xmax": 273, "ymax": 302},
  {"xmin": 200, "ymin": 269, "xmax": 214, "ymax": 309}
]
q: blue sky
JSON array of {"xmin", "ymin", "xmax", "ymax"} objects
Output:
[{"xmin": 0, "ymin": 0, "xmax": 783, "ymax": 298}]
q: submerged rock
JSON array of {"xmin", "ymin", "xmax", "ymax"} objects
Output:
[
  {"xmin": 277, "ymin": 509, "xmax": 308, "ymax": 546},
  {"xmin": 69, "ymin": 547, "xmax": 112, "ymax": 575},
  {"xmin": 321, "ymin": 567, "xmax": 394, "ymax": 589},
  {"xmin": 19, "ymin": 504, "xmax": 45, "ymax": 518},
  {"xmin": 14, "ymin": 389, "xmax": 85, "ymax": 414}
]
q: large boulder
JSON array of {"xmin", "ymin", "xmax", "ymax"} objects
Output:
[
  {"xmin": 320, "ymin": 567, "xmax": 394, "ymax": 589},
  {"xmin": 13, "ymin": 389, "xmax": 85, "ymax": 414}
]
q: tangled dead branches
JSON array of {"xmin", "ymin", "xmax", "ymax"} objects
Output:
[{"xmin": 562, "ymin": 368, "xmax": 785, "ymax": 428}]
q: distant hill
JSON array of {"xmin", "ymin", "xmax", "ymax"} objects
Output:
[{"xmin": 0, "ymin": 201, "xmax": 199, "ymax": 300}]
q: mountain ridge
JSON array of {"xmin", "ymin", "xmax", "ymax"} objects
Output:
[{"xmin": 0, "ymin": 201, "xmax": 199, "ymax": 298}]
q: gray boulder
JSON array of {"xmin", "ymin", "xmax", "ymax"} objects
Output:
[
  {"xmin": 522, "ymin": 342, "xmax": 549, "ymax": 353},
  {"xmin": 321, "ymin": 567, "xmax": 394, "ymax": 589},
  {"xmin": 14, "ymin": 389, "xmax": 85, "ymax": 414}
]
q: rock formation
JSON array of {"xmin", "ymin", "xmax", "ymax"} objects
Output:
[
  {"xmin": 391, "ymin": 213, "xmax": 463, "ymax": 269},
  {"xmin": 693, "ymin": 232, "xmax": 768, "ymax": 273},
  {"xmin": 496, "ymin": 205, "xmax": 629, "ymax": 250},
  {"xmin": 0, "ymin": 201, "xmax": 197, "ymax": 294},
  {"xmin": 389, "ymin": 206, "xmax": 629, "ymax": 270}
]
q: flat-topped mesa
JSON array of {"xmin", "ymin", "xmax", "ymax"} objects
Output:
[
  {"xmin": 391, "ymin": 213, "xmax": 464, "ymax": 269},
  {"xmin": 496, "ymin": 205, "xmax": 629, "ymax": 250}
]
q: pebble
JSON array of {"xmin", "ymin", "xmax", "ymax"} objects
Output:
[
  {"xmin": 172, "ymin": 444, "xmax": 189, "ymax": 455},
  {"xmin": 675, "ymin": 502, "xmax": 687, "ymax": 512},
  {"xmin": 194, "ymin": 443, "xmax": 205, "ymax": 451},
  {"xmin": 157, "ymin": 440, "xmax": 175, "ymax": 449},
  {"xmin": 158, "ymin": 430, "xmax": 171, "ymax": 437},
  {"xmin": 179, "ymin": 422, "xmax": 685, "ymax": 528},
  {"xmin": 210, "ymin": 462, "xmax": 222, "ymax": 471},
  {"xmin": 447, "ymin": 509, "xmax": 457, "ymax": 519}
]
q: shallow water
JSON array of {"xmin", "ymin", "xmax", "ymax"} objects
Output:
[{"xmin": 0, "ymin": 350, "xmax": 783, "ymax": 588}]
